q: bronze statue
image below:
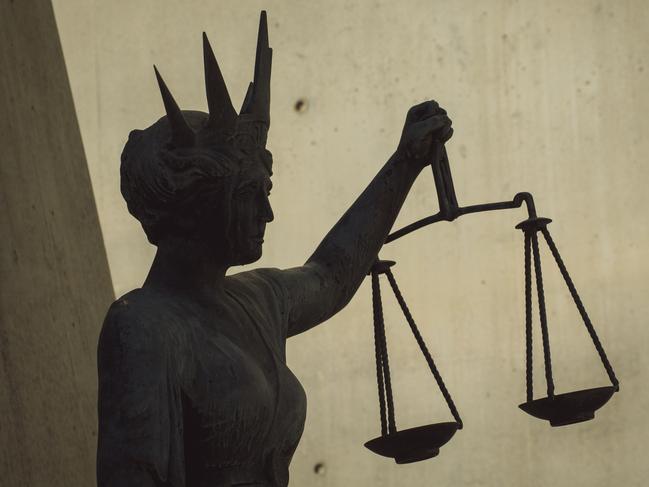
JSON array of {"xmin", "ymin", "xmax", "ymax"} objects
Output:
[{"xmin": 97, "ymin": 11, "xmax": 452, "ymax": 487}]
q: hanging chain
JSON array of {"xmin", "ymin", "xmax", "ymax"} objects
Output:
[
  {"xmin": 530, "ymin": 231, "xmax": 555, "ymax": 398},
  {"xmin": 371, "ymin": 272, "xmax": 388, "ymax": 436},
  {"xmin": 540, "ymin": 228, "xmax": 620, "ymax": 390},
  {"xmin": 524, "ymin": 232, "xmax": 534, "ymax": 402},
  {"xmin": 371, "ymin": 271, "xmax": 397, "ymax": 435},
  {"xmin": 384, "ymin": 269, "xmax": 463, "ymax": 429}
]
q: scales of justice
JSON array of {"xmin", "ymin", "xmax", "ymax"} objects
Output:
[{"xmin": 363, "ymin": 144, "xmax": 620, "ymax": 464}]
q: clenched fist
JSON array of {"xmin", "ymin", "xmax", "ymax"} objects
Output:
[{"xmin": 396, "ymin": 100, "xmax": 453, "ymax": 169}]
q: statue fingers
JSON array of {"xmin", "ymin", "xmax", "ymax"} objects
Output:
[
  {"xmin": 406, "ymin": 100, "xmax": 440, "ymax": 123},
  {"xmin": 439, "ymin": 126, "xmax": 454, "ymax": 143}
]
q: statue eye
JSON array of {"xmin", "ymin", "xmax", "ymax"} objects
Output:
[{"xmin": 235, "ymin": 185, "xmax": 256, "ymax": 199}]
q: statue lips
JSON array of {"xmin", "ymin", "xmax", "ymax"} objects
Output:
[
  {"xmin": 251, "ymin": 225, "xmax": 266, "ymax": 244},
  {"xmin": 248, "ymin": 230, "xmax": 265, "ymax": 245}
]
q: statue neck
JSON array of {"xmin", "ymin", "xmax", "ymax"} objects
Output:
[{"xmin": 143, "ymin": 237, "xmax": 229, "ymax": 305}]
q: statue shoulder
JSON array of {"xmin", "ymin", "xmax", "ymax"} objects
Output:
[
  {"xmin": 99, "ymin": 288, "xmax": 177, "ymax": 360},
  {"xmin": 227, "ymin": 267, "xmax": 287, "ymax": 297}
]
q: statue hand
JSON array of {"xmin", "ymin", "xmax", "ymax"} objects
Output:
[{"xmin": 396, "ymin": 100, "xmax": 453, "ymax": 169}]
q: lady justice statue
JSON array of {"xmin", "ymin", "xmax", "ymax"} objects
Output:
[{"xmin": 97, "ymin": 11, "xmax": 453, "ymax": 487}]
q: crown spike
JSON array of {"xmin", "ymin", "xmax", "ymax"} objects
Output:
[
  {"xmin": 242, "ymin": 10, "xmax": 271, "ymax": 125},
  {"xmin": 257, "ymin": 10, "xmax": 269, "ymax": 52},
  {"xmin": 153, "ymin": 65, "xmax": 195, "ymax": 148},
  {"xmin": 240, "ymin": 82, "xmax": 254, "ymax": 113},
  {"xmin": 202, "ymin": 32, "xmax": 237, "ymax": 133}
]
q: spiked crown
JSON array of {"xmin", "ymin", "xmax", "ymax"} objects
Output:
[{"xmin": 153, "ymin": 11, "xmax": 272, "ymax": 153}]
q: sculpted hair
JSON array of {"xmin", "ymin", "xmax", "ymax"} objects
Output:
[{"xmin": 120, "ymin": 113, "xmax": 240, "ymax": 245}]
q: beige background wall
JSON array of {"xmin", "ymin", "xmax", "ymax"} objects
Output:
[{"xmin": 50, "ymin": 1, "xmax": 647, "ymax": 485}]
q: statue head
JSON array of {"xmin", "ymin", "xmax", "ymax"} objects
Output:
[{"xmin": 121, "ymin": 11, "xmax": 274, "ymax": 266}]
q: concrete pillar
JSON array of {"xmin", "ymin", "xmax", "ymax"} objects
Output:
[{"xmin": 0, "ymin": 1, "xmax": 114, "ymax": 485}]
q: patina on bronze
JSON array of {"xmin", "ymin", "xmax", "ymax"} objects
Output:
[{"xmin": 97, "ymin": 11, "xmax": 453, "ymax": 487}]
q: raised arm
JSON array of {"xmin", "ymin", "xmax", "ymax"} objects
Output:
[{"xmin": 282, "ymin": 100, "xmax": 453, "ymax": 336}]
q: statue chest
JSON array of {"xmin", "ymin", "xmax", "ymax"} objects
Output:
[{"xmin": 178, "ymin": 305, "xmax": 306, "ymax": 480}]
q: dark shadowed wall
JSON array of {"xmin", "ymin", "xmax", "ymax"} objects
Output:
[{"xmin": 0, "ymin": 1, "xmax": 114, "ymax": 485}]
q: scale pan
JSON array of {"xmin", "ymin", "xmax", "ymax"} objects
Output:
[
  {"xmin": 364, "ymin": 422, "xmax": 459, "ymax": 464},
  {"xmin": 519, "ymin": 386, "xmax": 616, "ymax": 427}
]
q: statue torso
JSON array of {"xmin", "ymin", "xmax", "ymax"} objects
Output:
[
  {"xmin": 180, "ymin": 271, "xmax": 307, "ymax": 486},
  {"xmin": 97, "ymin": 269, "xmax": 306, "ymax": 487}
]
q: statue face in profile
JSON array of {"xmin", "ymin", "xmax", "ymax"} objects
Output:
[
  {"xmin": 119, "ymin": 19, "xmax": 274, "ymax": 269},
  {"xmin": 228, "ymin": 155, "xmax": 274, "ymax": 264},
  {"xmin": 119, "ymin": 111, "xmax": 275, "ymax": 269}
]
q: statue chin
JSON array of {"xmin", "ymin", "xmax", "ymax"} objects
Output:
[{"xmin": 227, "ymin": 241, "xmax": 264, "ymax": 267}]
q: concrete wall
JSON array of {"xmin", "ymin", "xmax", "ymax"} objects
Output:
[
  {"xmin": 51, "ymin": 1, "xmax": 648, "ymax": 486},
  {"xmin": 0, "ymin": 1, "xmax": 114, "ymax": 485}
]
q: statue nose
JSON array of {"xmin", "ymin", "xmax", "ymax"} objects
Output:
[{"xmin": 261, "ymin": 196, "xmax": 274, "ymax": 223}]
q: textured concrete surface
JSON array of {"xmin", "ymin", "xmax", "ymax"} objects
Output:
[
  {"xmin": 51, "ymin": 1, "xmax": 648, "ymax": 485},
  {"xmin": 0, "ymin": 0, "xmax": 114, "ymax": 485}
]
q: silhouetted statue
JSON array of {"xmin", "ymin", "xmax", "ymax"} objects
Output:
[{"xmin": 97, "ymin": 11, "xmax": 452, "ymax": 487}]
